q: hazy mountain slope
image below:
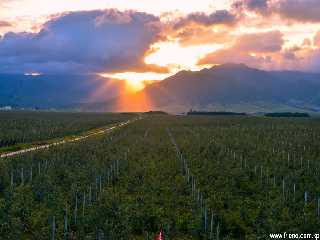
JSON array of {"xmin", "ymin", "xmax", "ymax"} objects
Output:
[
  {"xmin": 99, "ymin": 64, "xmax": 320, "ymax": 113},
  {"xmin": 0, "ymin": 74, "xmax": 125, "ymax": 109},
  {"xmin": 1, "ymin": 64, "xmax": 319, "ymax": 112}
]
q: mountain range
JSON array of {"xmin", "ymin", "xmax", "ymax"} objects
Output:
[
  {"xmin": 88, "ymin": 64, "xmax": 320, "ymax": 113},
  {"xmin": 0, "ymin": 74, "xmax": 125, "ymax": 109},
  {"xmin": 1, "ymin": 64, "xmax": 320, "ymax": 113}
]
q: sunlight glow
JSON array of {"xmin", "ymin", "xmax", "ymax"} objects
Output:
[
  {"xmin": 100, "ymin": 42, "xmax": 222, "ymax": 90},
  {"xmin": 145, "ymin": 41, "xmax": 222, "ymax": 71},
  {"xmin": 100, "ymin": 72, "xmax": 173, "ymax": 92}
]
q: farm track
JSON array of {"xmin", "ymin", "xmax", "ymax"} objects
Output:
[{"xmin": 0, "ymin": 117, "xmax": 141, "ymax": 159}]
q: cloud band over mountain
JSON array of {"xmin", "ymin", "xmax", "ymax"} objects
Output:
[
  {"xmin": 0, "ymin": 1, "xmax": 319, "ymax": 74},
  {"xmin": 0, "ymin": 9, "xmax": 168, "ymax": 74}
]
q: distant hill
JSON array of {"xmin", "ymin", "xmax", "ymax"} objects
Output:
[
  {"xmin": 94, "ymin": 64, "xmax": 320, "ymax": 113},
  {"xmin": 187, "ymin": 111, "xmax": 247, "ymax": 116},
  {"xmin": 1, "ymin": 64, "xmax": 320, "ymax": 113},
  {"xmin": 0, "ymin": 74, "xmax": 125, "ymax": 109},
  {"xmin": 265, "ymin": 112, "xmax": 310, "ymax": 118}
]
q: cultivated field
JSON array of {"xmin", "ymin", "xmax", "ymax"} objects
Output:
[
  {"xmin": 0, "ymin": 113, "xmax": 320, "ymax": 239},
  {"xmin": 0, "ymin": 111, "xmax": 133, "ymax": 147}
]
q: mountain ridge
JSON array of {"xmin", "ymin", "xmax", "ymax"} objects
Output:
[
  {"xmin": 93, "ymin": 63, "xmax": 320, "ymax": 113},
  {"xmin": 1, "ymin": 64, "xmax": 319, "ymax": 112}
]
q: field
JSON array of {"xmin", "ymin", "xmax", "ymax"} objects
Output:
[
  {"xmin": 0, "ymin": 111, "xmax": 133, "ymax": 154},
  {"xmin": 0, "ymin": 112, "xmax": 320, "ymax": 239}
]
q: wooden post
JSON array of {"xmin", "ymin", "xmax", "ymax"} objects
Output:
[
  {"xmin": 304, "ymin": 191, "xmax": 308, "ymax": 206},
  {"xmin": 30, "ymin": 166, "xmax": 33, "ymax": 182},
  {"xmin": 117, "ymin": 159, "xmax": 120, "ymax": 176},
  {"xmin": 74, "ymin": 193, "xmax": 78, "ymax": 225},
  {"xmin": 210, "ymin": 212, "xmax": 214, "ymax": 239},
  {"xmin": 21, "ymin": 167, "xmax": 24, "ymax": 185},
  {"xmin": 282, "ymin": 178, "xmax": 285, "ymax": 200},
  {"xmin": 82, "ymin": 192, "xmax": 86, "ymax": 218},
  {"xmin": 317, "ymin": 197, "xmax": 320, "ymax": 218},
  {"xmin": 64, "ymin": 208, "xmax": 68, "ymax": 239},
  {"xmin": 89, "ymin": 186, "xmax": 92, "ymax": 204},
  {"xmin": 204, "ymin": 208, "xmax": 207, "ymax": 233},
  {"xmin": 10, "ymin": 170, "xmax": 14, "ymax": 187},
  {"xmin": 216, "ymin": 222, "xmax": 220, "ymax": 240},
  {"xmin": 51, "ymin": 216, "xmax": 56, "ymax": 240}
]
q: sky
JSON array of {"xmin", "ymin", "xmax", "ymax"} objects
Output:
[{"xmin": 0, "ymin": 0, "xmax": 320, "ymax": 90}]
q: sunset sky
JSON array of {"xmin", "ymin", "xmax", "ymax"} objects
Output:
[{"xmin": 0, "ymin": 0, "xmax": 320, "ymax": 89}]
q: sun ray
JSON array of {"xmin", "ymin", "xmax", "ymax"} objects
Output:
[{"xmin": 99, "ymin": 72, "xmax": 173, "ymax": 92}]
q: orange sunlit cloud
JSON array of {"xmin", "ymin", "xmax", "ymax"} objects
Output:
[
  {"xmin": 1, "ymin": 0, "xmax": 320, "ymax": 84},
  {"xmin": 100, "ymin": 42, "xmax": 221, "ymax": 88},
  {"xmin": 1, "ymin": 0, "xmax": 320, "ymax": 114},
  {"xmin": 145, "ymin": 41, "xmax": 223, "ymax": 70}
]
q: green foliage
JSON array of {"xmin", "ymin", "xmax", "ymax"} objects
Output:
[
  {"xmin": 265, "ymin": 112, "xmax": 310, "ymax": 118},
  {"xmin": 0, "ymin": 111, "xmax": 132, "ymax": 148},
  {"xmin": 0, "ymin": 113, "xmax": 320, "ymax": 239}
]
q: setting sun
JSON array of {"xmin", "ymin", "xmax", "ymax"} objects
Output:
[
  {"xmin": 2, "ymin": 0, "xmax": 320, "ymax": 237},
  {"xmin": 100, "ymin": 72, "xmax": 173, "ymax": 92},
  {"xmin": 100, "ymin": 43, "xmax": 221, "ymax": 88}
]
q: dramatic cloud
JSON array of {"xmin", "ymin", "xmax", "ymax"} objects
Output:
[
  {"xmin": 0, "ymin": 9, "xmax": 168, "ymax": 74},
  {"xmin": 197, "ymin": 27, "xmax": 320, "ymax": 72},
  {"xmin": 275, "ymin": 0, "xmax": 320, "ymax": 23},
  {"xmin": 314, "ymin": 31, "xmax": 320, "ymax": 47},
  {"xmin": 164, "ymin": 9, "xmax": 237, "ymax": 47},
  {"xmin": 173, "ymin": 10, "xmax": 237, "ymax": 30},
  {"xmin": 198, "ymin": 48, "xmax": 273, "ymax": 69},
  {"xmin": 233, "ymin": 0, "xmax": 320, "ymax": 23},
  {"xmin": 232, "ymin": 0, "xmax": 270, "ymax": 15},
  {"xmin": 198, "ymin": 30, "xmax": 290, "ymax": 70},
  {"xmin": 0, "ymin": 2, "xmax": 319, "ymax": 75},
  {"xmin": 172, "ymin": 26, "xmax": 232, "ymax": 46},
  {"xmin": 308, "ymin": 50, "xmax": 320, "ymax": 70},
  {"xmin": 233, "ymin": 30, "xmax": 284, "ymax": 53},
  {"xmin": 0, "ymin": 21, "xmax": 12, "ymax": 28}
]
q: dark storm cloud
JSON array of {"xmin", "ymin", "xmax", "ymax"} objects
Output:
[
  {"xmin": 0, "ymin": 9, "xmax": 168, "ymax": 74},
  {"xmin": 232, "ymin": 0, "xmax": 270, "ymax": 15},
  {"xmin": 276, "ymin": 0, "xmax": 320, "ymax": 23},
  {"xmin": 173, "ymin": 10, "xmax": 237, "ymax": 29},
  {"xmin": 233, "ymin": 0, "xmax": 320, "ymax": 23}
]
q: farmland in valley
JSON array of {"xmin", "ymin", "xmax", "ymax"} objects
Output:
[
  {"xmin": 0, "ymin": 111, "xmax": 133, "ymax": 154},
  {"xmin": 0, "ymin": 112, "xmax": 320, "ymax": 239}
]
